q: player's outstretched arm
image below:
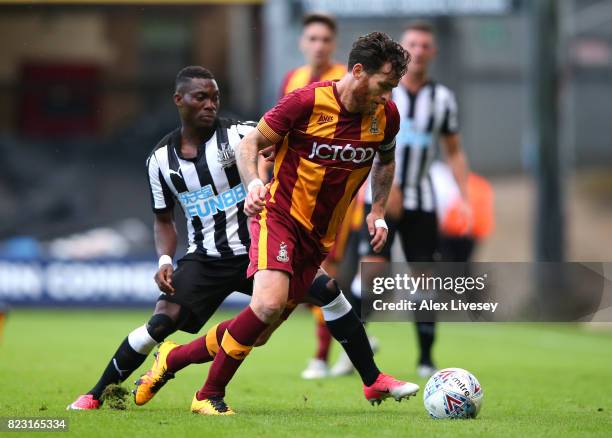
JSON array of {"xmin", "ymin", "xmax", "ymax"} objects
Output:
[
  {"xmin": 153, "ymin": 210, "xmax": 177, "ymax": 294},
  {"xmin": 368, "ymin": 148, "xmax": 395, "ymax": 253},
  {"xmin": 237, "ymin": 129, "xmax": 275, "ymax": 216}
]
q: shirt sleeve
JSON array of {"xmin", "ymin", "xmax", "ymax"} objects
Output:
[
  {"xmin": 257, "ymin": 89, "xmax": 308, "ymax": 144},
  {"xmin": 146, "ymin": 154, "xmax": 175, "ymax": 213},
  {"xmin": 440, "ymin": 91, "xmax": 459, "ymax": 135},
  {"xmin": 236, "ymin": 121, "xmax": 257, "ymax": 139},
  {"xmin": 380, "ymin": 100, "xmax": 400, "ymax": 152}
]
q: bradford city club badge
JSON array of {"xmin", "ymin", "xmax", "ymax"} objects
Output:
[
  {"xmin": 276, "ymin": 241, "xmax": 289, "ymax": 263},
  {"xmin": 369, "ymin": 114, "xmax": 379, "ymax": 135}
]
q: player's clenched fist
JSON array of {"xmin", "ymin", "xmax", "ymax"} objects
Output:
[
  {"xmin": 155, "ymin": 263, "xmax": 175, "ymax": 294},
  {"xmin": 244, "ymin": 179, "xmax": 268, "ymax": 217},
  {"xmin": 366, "ymin": 212, "xmax": 389, "ymax": 254}
]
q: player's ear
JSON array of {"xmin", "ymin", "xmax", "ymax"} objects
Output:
[
  {"xmin": 173, "ymin": 92, "xmax": 183, "ymax": 107},
  {"xmin": 352, "ymin": 63, "xmax": 364, "ymax": 80}
]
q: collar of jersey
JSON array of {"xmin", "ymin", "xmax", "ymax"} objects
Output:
[{"xmin": 171, "ymin": 123, "xmax": 218, "ymax": 162}]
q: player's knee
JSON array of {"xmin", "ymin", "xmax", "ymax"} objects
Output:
[
  {"xmin": 251, "ymin": 270, "xmax": 290, "ymax": 322},
  {"xmin": 307, "ymin": 274, "xmax": 341, "ymax": 306},
  {"xmin": 251, "ymin": 296, "xmax": 285, "ymax": 322},
  {"xmin": 251, "ymin": 290, "xmax": 286, "ymax": 322},
  {"xmin": 146, "ymin": 313, "xmax": 176, "ymax": 343}
]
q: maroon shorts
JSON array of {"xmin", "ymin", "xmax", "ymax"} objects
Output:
[{"xmin": 247, "ymin": 207, "xmax": 326, "ymax": 306}]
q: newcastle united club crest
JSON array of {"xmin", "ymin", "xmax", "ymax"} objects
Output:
[{"xmin": 217, "ymin": 142, "xmax": 236, "ymax": 168}]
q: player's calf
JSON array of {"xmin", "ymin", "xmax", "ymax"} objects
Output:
[
  {"xmin": 132, "ymin": 319, "xmax": 233, "ymax": 405},
  {"xmin": 68, "ymin": 312, "xmax": 177, "ymax": 410}
]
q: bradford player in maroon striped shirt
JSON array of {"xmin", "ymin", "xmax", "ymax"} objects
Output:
[{"xmin": 182, "ymin": 32, "xmax": 419, "ymax": 415}]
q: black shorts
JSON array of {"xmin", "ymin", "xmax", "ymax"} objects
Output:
[
  {"xmin": 358, "ymin": 204, "xmax": 438, "ymax": 262},
  {"xmin": 158, "ymin": 252, "xmax": 253, "ymax": 334}
]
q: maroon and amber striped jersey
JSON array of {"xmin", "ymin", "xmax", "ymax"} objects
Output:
[
  {"xmin": 257, "ymin": 80, "xmax": 399, "ymax": 252},
  {"xmin": 280, "ymin": 63, "xmax": 347, "ymax": 98}
]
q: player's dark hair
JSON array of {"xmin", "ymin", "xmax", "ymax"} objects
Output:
[
  {"xmin": 404, "ymin": 20, "xmax": 435, "ymax": 35},
  {"xmin": 302, "ymin": 12, "xmax": 337, "ymax": 34},
  {"xmin": 175, "ymin": 66, "xmax": 215, "ymax": 92},
  {"xmin": 348, "ymin": 32, "xmax": 410, "ymax": 79}
]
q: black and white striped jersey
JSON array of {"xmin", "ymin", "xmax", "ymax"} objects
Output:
[
  {"xmin": 146, "ymin": 118, "xmax": 255, "ymax": 258},
  {"xmin": 365, "ymin": 81, "xmax": 459, "ymax": 212}
]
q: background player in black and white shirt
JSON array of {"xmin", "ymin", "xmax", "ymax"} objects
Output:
[
  {"xmin": 342, "ymin": 22, "xmax": 471, "ymax": 379},
  {"xmin": 68, "ymin": 66, "xmax": 409, "ymax": 411}
]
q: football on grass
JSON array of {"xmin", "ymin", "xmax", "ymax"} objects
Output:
[{"xmin": 423, "ymin": 368, "xmax": 483, "ymax": 419}]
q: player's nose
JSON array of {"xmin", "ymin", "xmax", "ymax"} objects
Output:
[{"xmin": 203, "ymin": 99, "xmax": 217, "ymax": 110}]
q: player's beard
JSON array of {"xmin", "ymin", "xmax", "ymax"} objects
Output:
[{"xmin": 352, "ymin": 90, "xmax": 370, "ymax": 114}]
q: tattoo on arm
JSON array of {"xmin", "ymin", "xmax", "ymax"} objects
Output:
[{"xmin": 370, "ymin": 154, "xmax": 395, "ymax": 214}]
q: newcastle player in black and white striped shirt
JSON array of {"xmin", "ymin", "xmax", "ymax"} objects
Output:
[
  {"xmin": 68, "ymin": 66, "xmax": 259, "ymax": 409},
  {"xmin": 345, "ymin": 22, "xmax": 471, "ymax": 380},
  {"xmin": 69, "ymin": 66, "xmax": 408, "ymax": 411}
]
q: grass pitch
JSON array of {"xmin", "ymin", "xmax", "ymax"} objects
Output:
[{"xmin": 1, "ymin": 309, "xmax": 611, "ymax": 437}]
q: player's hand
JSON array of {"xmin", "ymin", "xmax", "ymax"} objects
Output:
[
  {"xmin": 154, "ymin": 264, "xmax": 175, "ymax": 294},
  {"xmin": 456, "ymin": 199, "xmax": 473, "ymax": 236},
  {"xmin": 244, "ymin": 181, "xmax": 268, "ymax": 217},
  {"xmin": 259, "ymin": 145, "xmax": 276, "ymax": 162},
  {"xmin": 386, "ymin": 184, "xmax": 404, "ymax": 220},
  {"xmin": 366, "ymin": 211, "xmax": 388, "ymax": 254}
]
